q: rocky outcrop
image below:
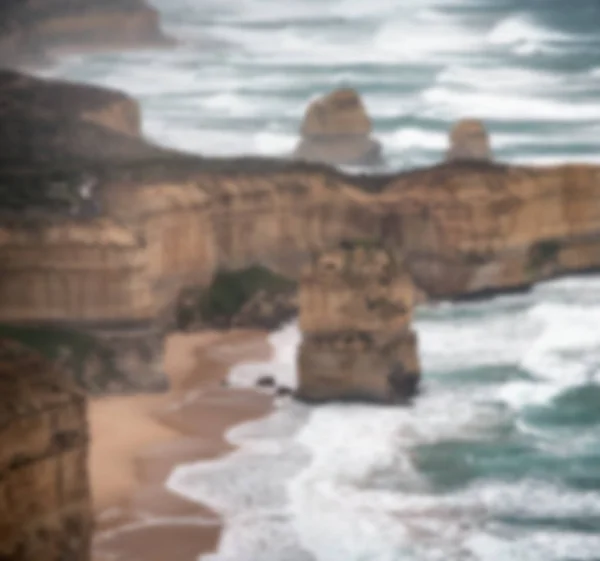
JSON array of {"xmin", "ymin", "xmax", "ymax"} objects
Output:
[
  {"xmin": 296, "ymin": 241, "xmax": 420, "ymax": 403},
  {"xmin": 446, "ymin": 119, "xmax": 492, "ymax": 163},
  {"xmin": 293, "ymin": 88, "xmax": 383, "ymax": 166},
  {"xmin": 0, "ymin": 338, "xmax": 92, "ymax": 561},
  {"xmin": 0, "ymin": 0, "xmax": 171, "ymax": 68}
]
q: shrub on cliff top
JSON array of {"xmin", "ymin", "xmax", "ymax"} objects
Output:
[{"xmin": 196, "ymin": 266, "xmax": 296, "ymax": 326}]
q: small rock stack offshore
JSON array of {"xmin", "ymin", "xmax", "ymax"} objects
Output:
[
  {"xmin": 446, "ymin": 118, "xmax": 492, "ymax": 162},
  {"xmin": 296, "ymin": 240, "xmax": 420, "ymax": 403},
  {"xmin": 292, "ymin": 88, "xmax": 383, "ymax": 166}
]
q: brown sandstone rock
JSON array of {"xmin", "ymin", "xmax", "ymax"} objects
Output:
[
  {"xmin": 446, "ymin": 119, "xmax": 492, "ymax": 162},
  {"xmin": 296, "ymin": 241, "xmax": 420, "ymax": 403},
  {"xmin": 378, "ymin": 161, "xmax": 600, "ymax": 299},
  {"xmin": 0, "ymin": 69, "xmax": 142, "ymax": 136},
  {"xmin": 293, "ymin": 88, "xmax": 383, "ymax": 166},
  {"xmin": 0, "ymin": 338, "xmax": 91, "ymax": 561}
]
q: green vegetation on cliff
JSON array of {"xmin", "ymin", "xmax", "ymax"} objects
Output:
[
  {"xmin": 528, "ymin": 239, "xmax": 561, "ymax": 273},
  {"xmin": 177, "ymin": 265, "xmax": 296, "ymax": 328},
  {"xmin": 200, "ymin": 266, "xmax": 295, "ymax": 320},
  {"xmin": 0, "ymin": 323, "xmax": 119, "ymax": 391}
]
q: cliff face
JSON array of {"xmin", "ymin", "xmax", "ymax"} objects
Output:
[
  {"xmin": 297, "ymin": 242, "xmax": 419, "ymax": 402},
  {"xmin": 3, "ymin": 70, "xmax": 600, "ymax": 396},
  {"xmin": 0, "ymin": 0, "xmax": 170, "ymax": 68},
  {"xmin": 378, "ymin": 162, "xmax": 600, "ymax": 299},
  {"xmin": 0, "ymin": 338, "xmax": 91, "ymax": 561}
]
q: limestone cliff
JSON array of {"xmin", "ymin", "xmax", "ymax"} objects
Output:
[
  {"xmin": 297, "ymin": 241, "xmax": 420, "ymax": 402},
  {"xmin": 0, "ymin": 338, "xmax": 91, "ymax": 561},
  {"xmin": 378, "ymin": 161, "xmax": 600, "ymax": 299},
  {"xmin": 3, "ymin": 70, "xmax": 600, "ymax": 397},
  {"xmin": 0, "ymin": 0, "xmax": 171, "ymax": 68},
  {"xmin": 293, "ymin": 88, "xmax": 383, "ymax": 166}
]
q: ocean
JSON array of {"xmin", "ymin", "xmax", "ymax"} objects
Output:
[
  {"xmin": 43, "ymin": 0, "xmax": 600, "ymax": 169},
  {"xmin": 44, "ymin": 0, "xmax": 600, "ymax": 559}
]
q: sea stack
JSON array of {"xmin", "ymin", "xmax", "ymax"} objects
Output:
[
  {"xmin": 293, "ymin": 88, "xmax": 383, "ymax": 166},
  {"xmin": 296, "ymin": 240, "xmax": 420, "ymax": 403},
  {"xmin": 0, "ymin": 339, "xmax": 91, "ymax": 561},
  {"xmin": 446, "ymin": 118, "xmax": 492, "ymax": 162}
]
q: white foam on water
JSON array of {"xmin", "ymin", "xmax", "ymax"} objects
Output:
[
  {"xmin": 420, "ymin": 86, "xmax": 600, "ymax": 121},
  {"xmin": 381, "ymin": 128, "xmax": 447, "ymax": 152},
  {"xmin": 200, "ymin": 92, "xmax": 260, "ymax": 117},
  {"xmin": 519, "ymin": 303, "xmax": 600, "ymax": 383},
  {"xmin": 511, "ymin": 154, "xmax": 600, "ymax": 166},
  {"xmin": 371, "ymin": 17, "xmax": 481, "ymax": 63},
  {"xmin": 228, "ymin": 321, "xmax": 301, "ymax": 389},
  {"xmin": 167, "ymin": 275, "xmax": 600, "ymax": 561},
  {"xmin": 142, "ymin": 122, "xmax": 253, "ymax": 155},
  {"xmin": 486, "ymin": 14, "xmax": 572, "ymax": 56},
  {"xmin": 435, "ymin": 64, "xmax": 573, "ymax": 93},
  {"xmin": 253, "ymin": 130, "xmax": 298, "ymax": 155}
]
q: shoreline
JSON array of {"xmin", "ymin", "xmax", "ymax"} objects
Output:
[{"xmin": 89, "ymin": 329, "xmax": 275, "ymax": 561}]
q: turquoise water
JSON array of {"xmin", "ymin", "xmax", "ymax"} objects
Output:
[{"xmin": 42, "ymin": 1, "xmax": 600, "ymax": 558}]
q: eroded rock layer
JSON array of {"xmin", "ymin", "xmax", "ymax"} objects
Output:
[
  {"xmin": 297, "ymin": 242, "xmax": 419, "ymax": 403},
  {"xmin": 0, "ymin": 338, "xmax": 91, "ymax": 561}
]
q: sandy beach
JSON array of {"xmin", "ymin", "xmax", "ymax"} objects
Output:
[{"xmin": 89, "ymin": 329, "xmax": 274, "ymax": 561}]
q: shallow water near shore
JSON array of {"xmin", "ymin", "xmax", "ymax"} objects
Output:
[
  {"xmin": 166, "ymin": 276, "xmax": 600, "ymax": 561},
  {"xmin": 42, "ymin": 0, "xmax": 600, "ymax": 170}
]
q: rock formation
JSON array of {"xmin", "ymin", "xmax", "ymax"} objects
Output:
[
  {"xmin": 446, "ymin": 119, "xmax": 492, "ymax": 162},
  {"xmin": 3, "ymin": 69, "xmax": 600, "ymax": 398},
  {"xmin": 0, "ymin": 0, "xmax": 171, "ymax": 68},
  {"xmin": 0, "ymin": 70, "xmax": 142, "ymax": 136},
  {"xmin": 296, "ymin": 241, "xmax": 420, "ymax": 402},
  {"xmin": 0, "ymin": 338, "xmax": 91, "ymax": 561},
  {"xmin": 293, "ymin": 88, "xmax": 383, "ymax": 166},
  {"xmin": 377, "ymin": 161, "xmax": 600, "ymax": 299}
]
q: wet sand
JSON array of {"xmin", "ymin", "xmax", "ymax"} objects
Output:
[{"xmin": 89, "ymin": 329, "xmax": 274, "ymax": 561}]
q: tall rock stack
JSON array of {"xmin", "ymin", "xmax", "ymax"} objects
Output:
[
  {"xmin": 296, "ymin": 241, "xmax": 420, "ymax": 403},
  {"xmin": 292, "ymin": 88, "xmax": 383, "ymax": 166},
  {"xmin": 0, "ymin": 339, "xmax": 92, "ymax": 561},
  {"xmin": 446, "ymin": 118, "xmax": 492, "ymax": 162}
]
